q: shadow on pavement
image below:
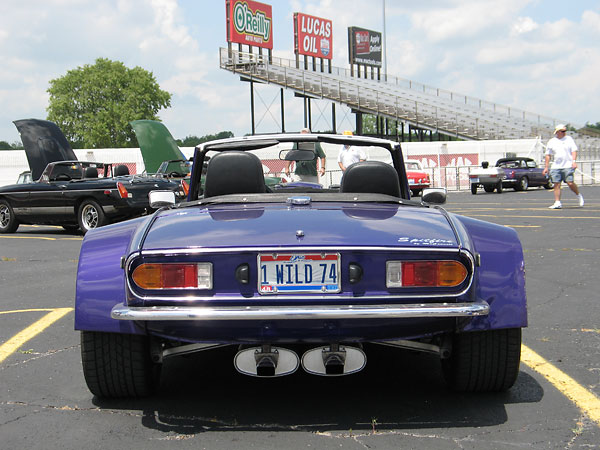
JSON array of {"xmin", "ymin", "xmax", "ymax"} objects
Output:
[{"xmin": 92, "ymin": 344, "xmax": 544, "ymax": 433}]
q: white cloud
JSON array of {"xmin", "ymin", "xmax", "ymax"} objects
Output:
[
  {"xmin": 510, "ymin": 17, "xmax": 539, "ymax": 36},
  {"xmin": 0, "ymin": 0, "xmax": 598, "ymax": 145}
]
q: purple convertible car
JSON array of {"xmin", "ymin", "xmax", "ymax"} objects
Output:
[{"xmin": 75, "ymin": 133, "xmax": 527, "ymax": 398}]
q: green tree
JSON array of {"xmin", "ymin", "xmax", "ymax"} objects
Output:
[
  {"xmin": 0, "ymin": 141, "xmax": 23, "ymax": 150},
  {"xmin": 47, "ymin": 58, "xmax": 171, "ymax": 148},
  {"xmin": 176, "ymin": 131, "xmax": 234, "ymax": 147},
  {"xmin": 585, "ymin": 122, "xmax": 600, "ymax": 131}
]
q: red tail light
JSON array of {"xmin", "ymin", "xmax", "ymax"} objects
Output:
[
  {"xmin": 402, "ymin": 261, "xmax": 467, "ymax": 287},
  {"xmin": 132, "ymin": 263, "xmax": 213, "ymax": 290},
  {"xmin": 387, "ymin": 260, "xmax": 468, "ymax": 288},
  {"xmin": 133, "ymin": 264, "xmax": 197, "ymax": 289},
  {"xmin": 181, "ymin": 179, "xmax": 189, "ymax": 196},
  {"xmin": 117, "ymin": 182, "xmax": 129, "ymax": 199}
]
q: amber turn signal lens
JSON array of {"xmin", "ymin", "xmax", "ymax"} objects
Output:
[
  {"xmin": 116, "ymin": 181, "xmax": 129, "ymax": 199},
  {"xmin": 181, "ymin": 179, "xmax": 189, "ymax": 196},
  {"xmin": 132, "ymin": 263, "xmax": 203, "ymax": 289},
  {"xmin": 386, "ymin": 260, "xmax": 468, "ymax": 287}
]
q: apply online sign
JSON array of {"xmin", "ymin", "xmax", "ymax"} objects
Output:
[
  {"xmin": 226, "ymin": 0, "xmax": 273, "ymax": 49},
  {"xmin": 294, "ymin": 12, "xmax": 332, "ymax": 59}
]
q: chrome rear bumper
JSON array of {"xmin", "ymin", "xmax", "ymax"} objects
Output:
[{"xmin": 111, "ymin": 301, "xmax": 489, "ymax": 321}]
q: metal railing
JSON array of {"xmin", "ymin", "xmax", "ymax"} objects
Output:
[{"xmin": 220, "ymin": 47, "xmax": 570, "ymax": 141}]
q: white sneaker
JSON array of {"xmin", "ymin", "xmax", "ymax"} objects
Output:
[
  {"xmin": 549, "ymin": 201, "xmax": 562, "ymax": 209},
  {"xmin": 578, "ymin": 194, "xmax": 584, "ymax": 207}
]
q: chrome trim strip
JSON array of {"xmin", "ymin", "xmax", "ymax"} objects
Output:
[
  {"xmin": 139, "ymin": 245, "xmax": 462, "ymax": 256},
  {"xmin": 111, "ymin": 300, "xmax": 489, "ymax": 321}
]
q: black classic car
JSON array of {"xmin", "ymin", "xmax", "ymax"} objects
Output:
[
  {"xmin": 470, "ymin": 157, "xmax": 552, "ymax": 194},
  {"xmin": 496, "ymin": 157, "xmax": 553, "ymax": 191},
  {"xmin": 0, "ymin": 119, "xmax": 182, "ymax": 234}
]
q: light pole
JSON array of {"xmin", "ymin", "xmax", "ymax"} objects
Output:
[{"xmin": 382, "ymin": 0, "xmax": 387, "ymax": 81}]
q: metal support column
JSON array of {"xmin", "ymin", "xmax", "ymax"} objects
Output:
[
  {"xmin": 280, "ymin": 88, "xmax": 285, "ymax": 133},
  {"xmin": 250, "ymin": 81, "xmax": 255, "ymax": 135},
  {"xmin": 332, "ymin": 103, "xmax": 337, "ymax": 134}
]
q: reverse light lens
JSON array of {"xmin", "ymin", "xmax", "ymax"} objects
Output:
[
  {"xmin": 132, "ymin": 263, "xmax": 213, "ymax": 290},
  {"xmin": 386, "ymin": 260, "xmax": 468, "ymax": 288}
]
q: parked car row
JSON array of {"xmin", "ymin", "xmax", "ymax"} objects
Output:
[{"xmin": 0, "ymin": 119, "xmax": 184, "ymax": 234}]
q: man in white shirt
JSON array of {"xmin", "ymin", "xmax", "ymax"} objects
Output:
[
  {"xmin": 338, "ymin": 144, "xmax": 366, "ymax": 171},
  {"xmin": 543, "ymin": 124, "xmax": 584, "ymax": 209}
]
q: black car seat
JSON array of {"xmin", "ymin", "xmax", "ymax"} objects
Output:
[
  {"xmin": 84, "ymin": 166, "xmax": 98, "ymax": 178},
  {"xmin": 203, "ymin": 151, "xmax": 267, "ymax": 197},
  {"xmin": 340, "ymin": 161, "xmax": 401, "ymax": 197},
  {"xmin": 114, "ymin": 165, "xmax": 130, "ymax": 176}
]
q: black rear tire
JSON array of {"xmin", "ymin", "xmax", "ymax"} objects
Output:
[
  {"xmin": 80, "ymin": 331, "xmax": 160, "ymax": 398},
  {"xmin": 442, "ymin": 328, "xmax": 521, "ymax": 392},
  {"xmin": 78, "ymin": 200, "xmax": 107, "ymax": 234},
  {"xmin": 483, "ymin": 185, "xmax": 494, "ymax": 193},
  {"xmin": 0, "ymin": 199, "xmax": 19, "ymax": 233},
  {"xmin": 516, "ymin": 177, "xmax": 528, "ymax": 191},
  {"xmin": 496, "ymin": 181, "xmax": 503, "ymax": 193},
  {"xmin": 471, "ymin": 184, "xmax": 478, "ymax": 195}
]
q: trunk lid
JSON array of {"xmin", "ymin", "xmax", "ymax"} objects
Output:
[{"xmin": 141, "ymin": 202, "xmax": 458, "ymax": 251}]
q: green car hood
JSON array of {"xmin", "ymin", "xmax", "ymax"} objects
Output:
[{"xmin": 131, "ymin": 120, "xmax": 186, "ymax": 173}]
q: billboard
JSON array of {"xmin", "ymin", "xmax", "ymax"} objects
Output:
[
  {"xmin": 348, "ymin": 26, "xmax": 382, "ymax": 67},
  {"xmin": 226, "ymin": 0, "xmax": 273, "ymax": 49},
  {"xmin": 294, "ymin": 12, "xmax": 332, "ymax": 59}
]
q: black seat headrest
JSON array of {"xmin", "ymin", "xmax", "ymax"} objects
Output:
[
  {"xmin": 114, "ymin": 165, "xmax": 130, "ymax": 176},
  {"xmin": 340, "ymin": 161, "xmax": 400, "ymax": 197},
  {"xmin": 84, "ymin": 166, "xmax": 98, "ymax": 178},
  {"xmin": 203, "ymin": 151, "xmax": 267, "ymax": 198}
]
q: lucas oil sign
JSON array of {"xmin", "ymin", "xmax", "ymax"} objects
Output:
[
  {"xmin": 294, "ymin": 12, "xmax": 333, "ymax": 59},
  {"xmin": 226, "ymin": 0, "xmax": 273, "ymax": 49}
]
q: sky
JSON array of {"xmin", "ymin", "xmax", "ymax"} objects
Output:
[{"xmin": 0, "ymin": 0, "xmax": 599, "ymax": 145}]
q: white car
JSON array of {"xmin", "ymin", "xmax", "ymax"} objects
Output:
[{"xmin": 469, "ymin": 162, "xmax": 505, "ymax": 194}]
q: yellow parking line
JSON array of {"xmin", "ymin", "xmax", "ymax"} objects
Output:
[
  {"xmin": 0, "ymin": 308, "xmax": 73, "ymax": 363},
  {"xmin": 504, "ymin": 225, "xmax": 541, "ymax": 228},
  {"xmin": 467, "ymin": 214, "xmax": 598, "ymax": 220},
  {"xmin": 522, "ymin": 344, "xmax": 600, "ymax": 426},
  {"xmin": 0, "ymin": 308, "xmax": 61, "ymax": 315}
]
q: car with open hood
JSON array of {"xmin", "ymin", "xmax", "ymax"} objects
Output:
[
  {"xmin": 75, "ymin": 133, "xmax": 527, "ymax": 398},
  {"xmin": 0, "ymin": 119, "xmax": 182, "ymax": 234},
  {"xmin": 131, "ymin": 119, "xmax": 285, "ymax": 186}
]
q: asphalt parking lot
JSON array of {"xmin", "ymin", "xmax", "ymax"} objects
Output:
[{"xmin": 1, "ymin": 185, "xmax": 599, "ymax": 449}]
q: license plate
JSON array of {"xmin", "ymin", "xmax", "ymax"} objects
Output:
[
  {"xmin": 259, "ymin": 253, "xmax": 341, "ymax": 294},
  {"xmin": 471, "ymin": 177, "xmax": 479, "ymax": 183},
  {"xmin": 408, "ymin": 178, "xmax": 415, "ymax": 184}
]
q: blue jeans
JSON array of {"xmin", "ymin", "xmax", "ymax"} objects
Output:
[{"xmin": 550, "ymin": 168, "xmax": 574, "ymax": 183}]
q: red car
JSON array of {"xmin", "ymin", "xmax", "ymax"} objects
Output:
[{"xmin": 405, "ymin": 159, "xmax": 430, "ymax": 196}]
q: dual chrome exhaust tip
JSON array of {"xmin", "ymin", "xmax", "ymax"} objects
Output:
[{"xmin": 233, "ymin": 344, "xmax": 367, "ymax": 377}]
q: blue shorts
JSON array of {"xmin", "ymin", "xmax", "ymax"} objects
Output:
[{"xmin": 550, "ymin": 168, "xmax": 575, "ymax": 183}]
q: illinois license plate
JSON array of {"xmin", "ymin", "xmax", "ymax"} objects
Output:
[{"xmin": 259, "ymin": 253, "xmax": 341, "ymax": 294}]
